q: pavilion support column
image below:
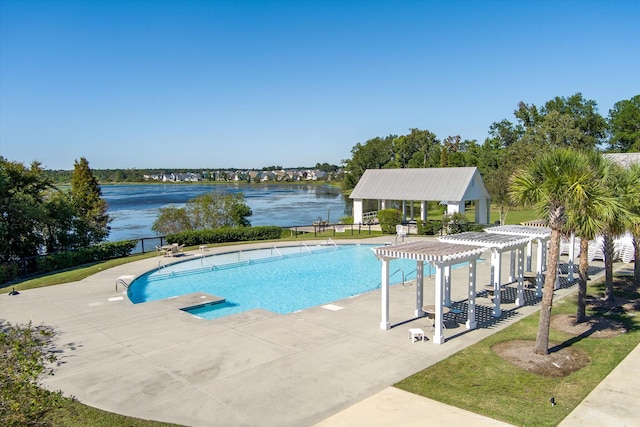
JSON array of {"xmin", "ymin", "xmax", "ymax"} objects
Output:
[
  {"xmin": 421, "ymin": 201, "xmax": 427, "ymax": 222},
  {"xmin": 535, "ymin": 239, "xmax": 544, "ymax": 297},
  {"xmin": 433, "ymin": 266, "xmax": 445, "ymax": 344},
  {"xmin": 567, "ymin": 233, "xmax": 576, "ymax": 283},
  {"xmin": 491, "ymin": 248, "xmax": 502, "ymax": 318},
  {"xmin": 410, "ymin": 201, "xmax": 415, "ymax": 222},
  {"xmin": 526, "ymin": 240, "xmax": 533, "ymax": 272},
  {"xmin": 515, "ymin": 247, "xmax": 525, "ymax": 306},
  {"xmin": 443, "ymin": 265, "xmax": 452, "ymax": 307},
  {"xmin": 402, "ymin": 200, "xmax": 407, "ymax": 222},
  {"xmin": 415, "ymin": 261, "xmax": 424, "ymax": 317},
  {"xmin": 353, "ymin": 199, "xmax": 364, "ymax": 225},
  {"xmin": 466, "ymin": 259, "xmax": 477, "ymax": 329},
  {"xmin": 379, "ymin": 257, "xmax": 391, "ymax": 330},
  {"xmin": 509, "ymin": 250, "xmax": 516, "ymax": 282}
]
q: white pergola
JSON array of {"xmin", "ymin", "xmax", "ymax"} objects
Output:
[
  {"xmin": 438, "ymin": 231, "xmax": 531, "ymax": 317},
  {"xmin": 374, "ymin": 241, "xmax": 485, "ymax": 344},
  {"xmin": 484, "ymin": 225, "xmax": 553, "ymax": 296}
]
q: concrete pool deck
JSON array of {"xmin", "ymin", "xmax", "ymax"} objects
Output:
[{"xmin": 0, "ymin": 236, "xmax": 634, "ymax": 426}]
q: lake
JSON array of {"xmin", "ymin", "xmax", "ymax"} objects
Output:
[{"xmin": 103, "ymin": 183, "xmax": 351, "ymax": 242}]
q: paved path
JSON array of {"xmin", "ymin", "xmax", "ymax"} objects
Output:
[{"xmin": 0, "ymin": 238, "xmax": 635, "ymax": 426}]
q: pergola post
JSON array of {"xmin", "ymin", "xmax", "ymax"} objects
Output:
[
  {"xmin": 443, "ymin": 265, "xmax": 452, "ymax": 307},
  {"xmin": 526, "ymin": 240, "xmax": 533, "ymax": 272},
  {"xmin": 491, "ymin": 248, "xmax": 502, "ymax": 317},
  {"xmin": 567, "ymin": 233, "xmax": 576, "ymax": 283},
  {"xmin": 515, "ymin": 247, "xmax": 525, "ymax": 306},
  {"xmin": 379, "ymin": 257, "xmax": 390, "ymax": 330},
  {"xmin": 433, "ymin": 266, "xmax": 445, "ymax": 344},
  {"xmin": 415, "ymin": 261, "xmax": 424, "ymax": 317},
  {"xmin": 509, "ymin": 250, "xmax": 516, "ymax": 282},
  {"xmin": 535, "ymin": 239, "xmax": 544, "ymax": 297},
  {"xmin": 466, "ymin": 259, "xmax": 477, "ymax": 329}
]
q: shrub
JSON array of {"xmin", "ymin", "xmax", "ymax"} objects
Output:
[
  {"xmin": 339, "ymin": 216, "xmax": 353, "ymax": 224},
  {"xmin": 34, "ymin": 240, "xmax": 138, "ymax": 274},
  {"xmin": 443, "ymin": 213, "xmax": 486, "ymax": 234},
  {"xmin": 0, "ymin": 262, "xmax": 20, "ymax": 284},
  {"xmin": 167, "ymin": 226, "xmax": 282, "ymax": 246},
  {"xmin": 377, "ymin": 209, "xmax": 402, "ymax": 234},
  {"xmin": 0, "ymin": 321, "xmax": 65, "ymax": 426},
  {"xmin": 416, "ymin": 219, "xmax": 444, "ymax": 235}
]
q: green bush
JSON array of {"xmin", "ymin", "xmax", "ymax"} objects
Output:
[
  {"xmin": 167, "ymin": 226, "xmax": 282, "ymax": 246},
  {"xmin": 34, "ymin": 240, "xmax": 138, "ymax": 274},
  {"xmin": 444, "ymin": 213, "xmax": 486, "ymax": 234},
  {"xmin": 339, "ymin": 216, "xmax": 353, "ymax": 224},
  {"xmin": 0, "ymin": 321, "xmax": 65, "ymax": 426},
  {"xmin": 0, "ymin": 262, "xmax": 19, "ymax": 284},
  {"xmin": 416, "ymin": 219, "xmax": 444, "ymax": 235},
  {"xmin": 377, "ymin": 209, "xmax": 402, "ymax": 234}
]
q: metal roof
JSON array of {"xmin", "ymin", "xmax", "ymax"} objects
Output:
[
  {"xmin": 349, "ymin": 167, "xmax": 489, "ymax": 201},
  {"xmin": 373, "ymin": 240, "xmax": 485, "ymax": 264},
  {"xmin": 439, "ymin": 231, "xmax": 531, "ymax": 250},
  {"xmin": 485, "ymin": 225, "xmax": 551, "ymax": 239}
]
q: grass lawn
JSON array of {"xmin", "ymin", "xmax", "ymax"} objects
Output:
[
  {"xmin": 44, "ymin": 398, "xmax": 185, "ymax": 427},
  {"xmin": 395, "ymin": 276, "xmax": 640, "ymax": 427}
]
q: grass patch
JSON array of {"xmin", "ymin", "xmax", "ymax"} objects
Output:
[
  {"xmin": 395, "ymin": 277, "xmax": 640, "ymax": 427},
  {"xmin": 45, "ymin": 396, "xmax": 185, "ymax": 426}
]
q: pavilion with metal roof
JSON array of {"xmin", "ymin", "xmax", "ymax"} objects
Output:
[
  {"xmin": 350, "ymin": 167, "xmax": 491, "ymax": 225},
  {"xmin": 438, "ymin": 231, "xmax": 531, "ymax": 318},
  {"xmin": 374, "ymin": 240, "xmax": 485, "ymax": 344}
]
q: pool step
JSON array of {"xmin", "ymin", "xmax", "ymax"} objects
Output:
[{"xmin": 150, "ymin": 292, "xmax": 226, "ymax": 310}]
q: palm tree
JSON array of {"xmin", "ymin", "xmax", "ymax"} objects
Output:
[
  {"xmin": 565, "ymin": 152, "xmax": 621, "ymax": 322},
  {"xmin": 617, "ymin": 163, "xmax": 640, "ymax": 287},
  {"xmin": 510, "ymin": 148, "xmax": 598, "ymax": 354}
]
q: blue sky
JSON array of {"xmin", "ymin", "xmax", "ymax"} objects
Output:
[{"xmin": 1, "ymin": 0, "xmax": 639, "ymax": 170}]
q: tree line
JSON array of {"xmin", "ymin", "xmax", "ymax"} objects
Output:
[
  {"xmin": 0, "ymin": 157, "xmax": 110, "ymax": 264},
  {"xmin": 342, "ymin": 93, "xmax": 639, "ymax": 222}
]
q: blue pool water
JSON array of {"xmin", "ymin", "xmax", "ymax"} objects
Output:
[{"xmin": 128, "ymin": 244, "xmax": 446, "ymax": 320}]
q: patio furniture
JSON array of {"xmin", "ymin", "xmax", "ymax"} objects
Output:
[
  {"xmin": 422, "ymin": 305, "xmax": 449, "ymax": 330},
  {"xmin": 396, "ymin": 224, "xmax": 407, "ymax": 242},
  {"xmin": 409, "ymin": 328, "xmax": 425, "ymax": 342}
]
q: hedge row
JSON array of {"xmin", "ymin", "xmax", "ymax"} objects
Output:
[
  {"xmin": 416, "ymin": 219, "xmax": 444, "ymax": 235},
  {"xmin": 167, "ymin": 226, "xmax": 283, "ymax": 246},
  {"xmin": 35, "ymin": 240, "xmax": 139, "ymax": 274}
]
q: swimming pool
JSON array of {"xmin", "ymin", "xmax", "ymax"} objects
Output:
[{"xmin": 128, "ymin": 244, "xmax": 442, "ymax": 320}]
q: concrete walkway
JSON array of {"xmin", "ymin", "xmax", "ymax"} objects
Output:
[{"xmin": 0, "ymin": 237, "xmax": 635, "ymax": 426}]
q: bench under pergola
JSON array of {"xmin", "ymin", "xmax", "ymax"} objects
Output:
[{"xmin": 374, "ymin": 240, "xmax": 485, "ymax": 344}]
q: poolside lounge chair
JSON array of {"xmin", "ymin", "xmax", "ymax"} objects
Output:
[{"xmin": 396, "ymin": 224, "xmax": 407, "ymax": 242}]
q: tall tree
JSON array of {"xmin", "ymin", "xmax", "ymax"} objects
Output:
[
  {"xmin": 542, "ymin": 93, "xmax": 607, "ymax": 149},
  {"xmin": 342, "ymin": 135, "xmax": 395, "ymax": 190},
  {"xmin": 70, "ymin": 157, "xmax": 111, "ymax": 247},
  {"xmin": 596, "ymin": 162, "xmax": 634, "ymax": 303},
  {"xmin": 564, "ymin": 152, "xmax": 621, "ymax": 322},
  {"xmin": 0, "ymin": 158, "xmax": 53, "ymax": 261},
  {"xmin": 510, "ymin": 149, "xmax": 597, "ymax": 354},
  {"xmin": 622, "ymin": 164, "xmax": 640, "ymax": 286},
  {"xmin": 608, "ymin": 94, "xmax": 640, "ymax": 152},
  {"xmin": 152, "ymin": 191, "xmax": 252, "ymax": 235}
]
